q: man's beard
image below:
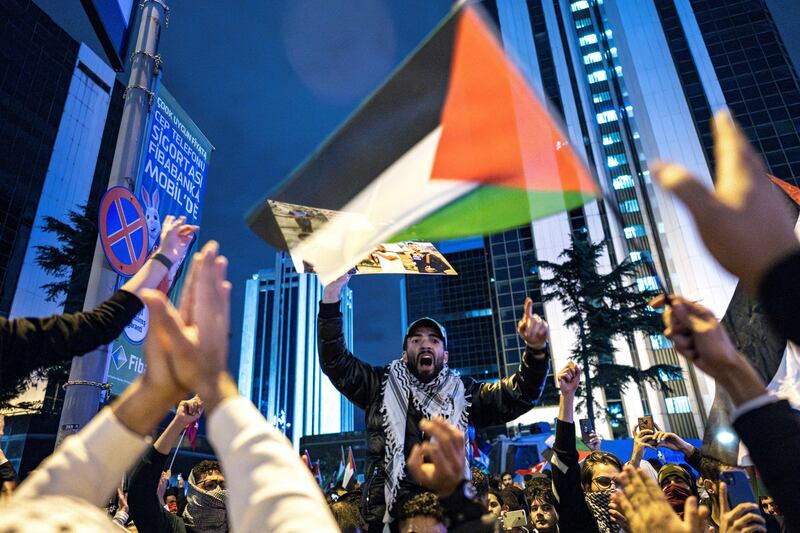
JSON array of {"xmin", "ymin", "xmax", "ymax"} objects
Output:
[{"xmin": 407, "ymin": 350, "xmax": 444, "ymax": 383}]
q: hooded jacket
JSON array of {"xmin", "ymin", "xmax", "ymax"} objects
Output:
[{"xmin": 318, "ymin": 301, "xmax": 550, "ymax": 528}]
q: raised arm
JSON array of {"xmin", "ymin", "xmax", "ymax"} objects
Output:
[
  {"xmin": 470, "ymin": 298, "xmax": 550, "ymax": 425},
  {"xmin": 551, "ymin": 362, "xmax": 599, "ymax": 533},
  {"xmin": 142, "ymin": 241, "xmax": 339, "ymax": 533},
  {"xmin": 317, "ymin": 272, "xmax": 382, "ymax": 410},
  {"xmin": 0, "ymin": 216, "xmax": 198, "ymax": 399},
  {"xmin": 11, "ymin": 302, "xmax": 188, "ymax": 506},
  {"xmin": 654, "ymin": 295, "xmax": 800, "ymax": 530}
]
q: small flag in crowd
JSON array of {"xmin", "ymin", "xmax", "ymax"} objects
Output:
[
  {"xmin": 185, "ymin": 420, "xmax": 199, "ymax": 451},
  {"xmin": 471, "ymin": 438, "xmax": 490, "ymax": 470},
  {"xmin": 247, "ymin": 3, "xmax": 598, "ymax": 284},
  {"xmin": 313, "ymin": 460, "xmax": 324, "ymax": 488},
  {"xmin": 335, "ymin": 446, "xmax": 347, "ymax": 487},
  {"xmin": 343, "ymin": 446, "xmax": 357, "ymax": 490},
  {"xmin": 301, "ymin": 449, "xmax": 313, "ymax": 471}
]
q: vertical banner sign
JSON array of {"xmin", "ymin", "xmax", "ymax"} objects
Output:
[{"xmin": 107, "ymin": 84, "xmax": 214, "ymax": 394}]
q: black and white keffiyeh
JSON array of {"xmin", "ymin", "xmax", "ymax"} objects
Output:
[
  {"xmin": 183, "ymin": 471, "xmax": 229, "ymax": 533},
  {"xmin": 584, "ymin": 490, "xmax": 619, "ymax": 533},
  {"xmin": 381, "ymin": 359, "xmax": 470, "ymax": 529}
]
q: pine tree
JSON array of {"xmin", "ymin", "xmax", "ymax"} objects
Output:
[
  {"xmin": 536, "ymin": 233, "xmax": 681, "ymax": 425},
  {"xmin": 0, "ymin": 204, "xmax": 99, "ymax": 409},
  {"xmin": 34, "ymin": 203, "xmax": 98, "ymax": 311}
]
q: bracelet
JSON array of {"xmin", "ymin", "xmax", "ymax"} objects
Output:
[{"xmin": 152, "ymin": 253, "xmax": 174, "ymax": 270}]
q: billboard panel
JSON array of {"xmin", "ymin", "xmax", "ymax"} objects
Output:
[{"xmin": 107, "ymin": 83, "xmax": 214, "ymax": 394}]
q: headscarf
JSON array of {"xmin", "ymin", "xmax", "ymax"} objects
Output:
[{"xmin": 183, "ymin": 470, "xmax": 229, "ymax": 533}]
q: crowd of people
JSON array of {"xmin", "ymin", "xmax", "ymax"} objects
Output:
[{"xmin": 0, "ymin": 111, "xmax": 797, "ymax": 533}]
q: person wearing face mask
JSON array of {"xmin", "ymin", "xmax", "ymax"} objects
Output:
[
  {"xmin": 128, "ymin": 396, "xmax": 229, "ymax": 533},
  {"xmin": 319, "ymin": 273, "xmax": 552, "ymax": 532},
  {"xmin": 165, "ymin": 486, "xmax": 188, "ymax": 516},
  {"xmin": 657, "ymin": 464, "xmax": 695, "ymax": 519},
  {"xmin": 552, "ymin": 362, "xmax": 625, "ymax": 533}
]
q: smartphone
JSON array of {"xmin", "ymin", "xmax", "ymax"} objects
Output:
[
  {"xmin": 638, "ymin": 415, "xmax": 655, "ymax": 432},
  {"xmin": 503, "ymin": 509, "xmax": 527, "ymax": 530},
  {"xmin": 579, "ymin": 418, "xmax": 593, "ymax": 442},
  {"xmin": 720, "ymin": 470, "xmax": 759, "ymax": 510}
]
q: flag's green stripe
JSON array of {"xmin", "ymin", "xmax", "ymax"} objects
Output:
[{"xmin": 390, "ymin": 186, "xmax": 596, "ymax": 242}]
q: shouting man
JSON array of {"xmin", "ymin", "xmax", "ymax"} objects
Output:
[{"xmin": 318, "ymin": 272, "xmax": 551, "ymax": 531}]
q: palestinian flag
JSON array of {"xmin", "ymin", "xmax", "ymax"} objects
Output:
[
  {"xmin": 247, "ymin": 4, "xmax": 598, "ymax": 283},
  {"xmin": 342, "ymin": 446, "xmax": 357, "ymax": 490},
  {"xmin": 335, "ymin": 446, "xmax": 346, "ymax": 486}
]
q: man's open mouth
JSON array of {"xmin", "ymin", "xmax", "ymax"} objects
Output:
[{"xmin": 418, "ymin": 354, "xmax": 434, "ymax": 370}]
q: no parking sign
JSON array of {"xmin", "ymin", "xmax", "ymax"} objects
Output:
[{"xmin": 98, "ymin": 186, "xmax": 149, "ymax": 276}]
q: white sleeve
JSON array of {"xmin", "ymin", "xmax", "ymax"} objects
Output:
[
  {"xmin": 13, "ymin": 408, "xmax": 149, "ymax": 506},
  {"xmin": 638, "ymin": 456, "xmax": 659, "ymax": 481},
  {"xmin": 208, "ymin": 396, "xmax": 338, "ymax": 533}
]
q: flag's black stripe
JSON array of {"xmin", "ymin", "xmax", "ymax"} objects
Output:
[{"xmin": 246, "ymin": 8, "xmax": 460, "ymax": 250}]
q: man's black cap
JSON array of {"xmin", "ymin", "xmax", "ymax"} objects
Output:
[{"xmin": 403, "ymin": 317, "xmax": 447, "ymax": 350}]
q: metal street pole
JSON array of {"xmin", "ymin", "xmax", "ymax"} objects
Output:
[{"xmin": 56, "ymin": 0, "xmax": 169, "ymax": 446}]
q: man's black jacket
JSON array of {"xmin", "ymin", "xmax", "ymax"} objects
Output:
[
  {"xmin": 318, "ymin": 301, "xmax": 550, "ymax": 528},
  {"xmin": 0, "ymin": 290, "xmax": 142, "ymax": 405}
]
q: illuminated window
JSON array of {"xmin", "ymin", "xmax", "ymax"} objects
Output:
[
  {"xmin": 605, "ymin": 29, "xmax": 613, "ymax": 38},
  {"xmin": 602, "ymin": 132, "xmax": 621, "ymax": 145},
  {"xmin": 593, "ymin": 91, "xmax": 611, "ymax": 103},
  {"xmin": 607, "ymin": 154, "xmax": 626, "ymax": 167},
  {"xmin": 624, "ymin": 225, "xmax": 645, "ymax": 239},
  {"xmin": 636, "ymin": 276, "xmax": 659, "ymax": 291},
  {"xmin": 610, "ymin": 47, "xmax": 618, "ymax": 58},
  {"xmin": 584, "ymin": 52, "xmax": 603, "ymax": 64},
  {"xmin": 615, "ymin": 65, "xmax": 623, "ymax": 76},
  {"xmin": 666, "ymin": 396, "xmax": 692, "ymax": 414},
  {"xmin": 571, "ymin": 1, "xmax": 590, "ymax": 11},
  {"xmin": 619, "ymin": 199, "xmax": 639, "ymax": 213},
  {"xmin": 575, "ymin": 18, "xmax": 592, "ymax": 29},
  {"xmin": 588, "ymin": 70, "xmax": 607, "ymax": 83},
  {"xmin": 650, "ymin": 335, "xmax": 672, "ymax": 350},
  {"xmin": 612, "ymin": 174, "xmax": 634, "ymax": 189},
  {"xmin": 579, "ymin": 34, "xmax": 598, "ymax": 46},
  {"xmin": 596, "ymin": 110, "xmax": 618, "ymax": 124}
]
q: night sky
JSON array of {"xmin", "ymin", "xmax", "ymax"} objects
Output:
[
  {"xmin": 32, "ymin": 0, "xmax": 800, "ymax": 375},
  {"xmin": 34, "ymin": 0, "xmax": 455, "ymax": 372}
]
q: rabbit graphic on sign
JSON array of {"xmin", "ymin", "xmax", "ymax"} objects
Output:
[{"xmin": 141, "ymin": 188, "xmax": 161, "ymax": 253}]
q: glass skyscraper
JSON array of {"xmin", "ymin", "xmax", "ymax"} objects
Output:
[
  {"xmin": 239, "ymin": 252, "xmax": 355, "ymax": 450},
  {"xmin": 0, "ymin": 0, "xmax": 126, "ymax": 473},
  {"xmin": 409, "ymin": 0, "xmax": 799, "ymax": 439}
]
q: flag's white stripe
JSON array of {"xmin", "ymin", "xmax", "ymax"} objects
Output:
[{"xmin": 293, "ymin": 126, "xmax": 479, "ymax": 284}]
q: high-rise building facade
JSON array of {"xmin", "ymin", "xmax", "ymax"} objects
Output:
[
  {"xmin": 0, "ymin": 0, "xmax": 126, "ymax": 473},
  {"xmin": 409, "ymin": 0, "xmax": 798, "ymax": 440},
  {"xmin": 239, "ymin": 252, "xmax": 355, "ymax": 450}
]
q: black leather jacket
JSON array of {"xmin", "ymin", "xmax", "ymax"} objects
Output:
[{"xmin": 318, "ymin": 301, "xmax": 550, "ymax": 528}]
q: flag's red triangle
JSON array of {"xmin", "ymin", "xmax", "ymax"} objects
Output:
[
  {"xmin": 431, "ymin": 6, "xmax": 597, "ymax": 195},
  {"xmin": 769, "ymin": 174, "xmax": 800, "ymax": 206}
]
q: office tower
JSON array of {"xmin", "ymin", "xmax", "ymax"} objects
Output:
[
  {"xmin": 0, "ymin": 0, "xmax": 126, "ymax": 472},
  {"xmin": 239, "ymin": 252, "xmax": 355, "ymax": 450},
  {"xmin": 411, "ymin": 0, "xmax": 798, "ymax": 438}
]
